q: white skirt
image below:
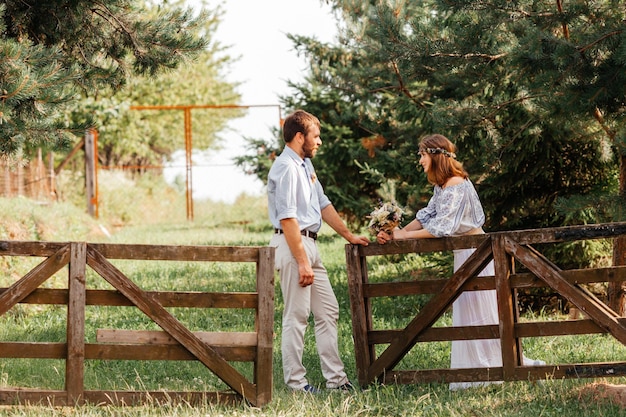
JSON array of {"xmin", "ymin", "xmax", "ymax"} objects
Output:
[{"xmin": 449, "ymin": 248, "xmax": 543, "ymax": 390}]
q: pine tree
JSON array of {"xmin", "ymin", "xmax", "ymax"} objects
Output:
[
  {"xmin": 0, "ymin": 0, "xmax": 210, "ymax": 157},
  {"xmin": 241, "ymin": 0, "xmax": 625, "ymax": 233}
]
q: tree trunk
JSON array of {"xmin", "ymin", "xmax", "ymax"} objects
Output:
[{"xmin": 609, "ymin": 154, "xmax": 626, "ymax": 316}]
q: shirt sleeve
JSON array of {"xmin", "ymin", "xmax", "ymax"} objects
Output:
[
  {"xmin": 272, "ymin": 162, "xmax": 300, "ymax": 221},
  {"xmin": 416, "ymin": 188, "xmax": 439, "ymax": 226},
  {"xmin": 416, "ymin": 184, "xmax": 473, "ymax": 237}
]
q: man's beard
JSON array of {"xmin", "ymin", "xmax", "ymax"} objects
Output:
[{"xmin": 303, "ymin": 144, "xmax": 316, "ymax": 159}]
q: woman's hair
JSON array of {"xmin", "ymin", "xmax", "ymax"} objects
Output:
[
  {"xmin": 282, "ymin": 110, "xmax": 320, "ymax": 143},
  {"xmin": 419, "ymin": 134, "xmax": 468, "ymax": 186}
]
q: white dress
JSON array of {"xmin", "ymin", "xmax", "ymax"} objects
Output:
[{"xmin": 416, "ymin": 180, "xmax": 544, "ymax": 390}]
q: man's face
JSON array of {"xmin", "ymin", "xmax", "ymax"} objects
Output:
[{"xmin": 302, "ymin": 125, "xmax": 322, "ymax": 159}]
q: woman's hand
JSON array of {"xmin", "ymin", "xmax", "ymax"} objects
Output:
[{"xmin": 376, "ymin": 230, "xmax": 393, "ymax": 244}]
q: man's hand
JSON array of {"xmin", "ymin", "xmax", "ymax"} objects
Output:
[
  {"xmin": 298, "ymin": 262, "xmax": 315, "ymax": 287},
  {"xmin": 348, "ymin": 234, "xmax": 370, "ymax": 246}
]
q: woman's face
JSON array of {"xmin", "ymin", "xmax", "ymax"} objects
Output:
[{"xmin": 419, "ymin": 151, "xmax": 432, "ymax": 173}]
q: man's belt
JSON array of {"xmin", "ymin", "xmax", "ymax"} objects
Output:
[{"xmin": 274, "ymin": 228, "xmax": 318, "ymax": 240}]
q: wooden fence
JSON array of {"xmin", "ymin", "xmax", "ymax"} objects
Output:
[
  {"xmin": 346, "ymin": 222, "xmax": 626, "ymax": 387},
  {"xmin": 0, "ymin": 241, "xmax": 275, "ymax": 407},
  {"xmin": 0, "ymin": 150, "xmax": 55, "ymax": 200}
]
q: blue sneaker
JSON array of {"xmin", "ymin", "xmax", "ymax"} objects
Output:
[
  {"xmin": 296, "ymin": 384, "xmax": 321, "ymax": 394},
  {"xmin": 330, "ymin": 381, "xmax": 356, "ymax": 392}
]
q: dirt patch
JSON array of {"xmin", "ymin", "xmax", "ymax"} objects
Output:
[{"xmin": 580, "ymin": 382, "xmax": 626, "ymax": 408}]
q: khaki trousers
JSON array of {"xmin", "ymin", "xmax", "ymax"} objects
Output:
[{"xmin": 271, "ymin": 233, "xmax": 348, "ymax": 390}]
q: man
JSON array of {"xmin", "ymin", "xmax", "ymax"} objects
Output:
[{"xmin": 268, "ymin": 110, "xmax": 370, "ymax": 393}]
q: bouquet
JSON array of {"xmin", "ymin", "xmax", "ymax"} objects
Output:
[{"xmin": 367, "ymin": 201, "xmax": 405, "ymax": 235}]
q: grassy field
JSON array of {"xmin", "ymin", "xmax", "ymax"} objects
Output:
[{"xmin": 0, "ymin": 172, "xmax": 625, "ymax": 416}]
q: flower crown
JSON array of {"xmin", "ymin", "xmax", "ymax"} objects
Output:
[{"xmin": 421, "ymin": 147, "xmax": 456, "ymax": 159}]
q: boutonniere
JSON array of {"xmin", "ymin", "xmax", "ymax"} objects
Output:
[{"xmin": 310, "ymin": 173, "xmax": 317, "ymax": 183}]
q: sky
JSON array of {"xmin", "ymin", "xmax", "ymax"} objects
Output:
[{"xmin": 163, "ymin": 1, "xmax": 338, "ymax": 204}]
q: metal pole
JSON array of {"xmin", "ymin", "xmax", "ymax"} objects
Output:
[{"xmin": 184, "ymin": 108, "xmax": 193, "ymax": 221}]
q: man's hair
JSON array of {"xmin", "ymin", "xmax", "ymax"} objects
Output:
[{"xmin": 283, "ymin": 110, "xmax": 320, "ymax": 143}]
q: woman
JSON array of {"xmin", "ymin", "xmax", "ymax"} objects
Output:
[{"xmin": 377, "ymin": 134, "xmax": 543, "ymax": 389}]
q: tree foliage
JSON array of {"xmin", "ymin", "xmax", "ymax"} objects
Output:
[
  {"xmin": 64, "ymin": 1, "xmax": 243, "ymax": 168},
  {"xmin": 0, "ymin": 0, "xmax": 212, "ymax": 158},
  {"xmin": 239, "ymin": 0, "xmax": 625, "ymax": 235}
]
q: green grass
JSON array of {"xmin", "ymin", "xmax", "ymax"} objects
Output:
[{"xmin": 1, "ymin": 173, "xmax": 626, "ymax": 415}]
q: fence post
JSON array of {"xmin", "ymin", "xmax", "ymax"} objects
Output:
[
  {"xmin": 66, "ymin": 242, "xmax": 87, "ymax": 404},
  {"xmin": 255, "ymin": 246, "xmax": 275, "ymax": 406},
  {"xmin": 610, "ymin": 236, "xmax": 626, "ymax": 316},
  {"xmin": 345, "ymin": 244, "xmax": 373, "ymax": 387},
  {"xmin": 492, "ymin": 235, "xmax": 520, "ymax": 379},
  {"xmin": 85, "ymin": 129, "xmax": 98, "ymax": 217}
]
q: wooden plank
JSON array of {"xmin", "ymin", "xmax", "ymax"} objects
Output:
[
  {"xmin": 505, "ymin": 238, "xmax": 626, "ymax": 346},
  {"xmin": 0, "ymin": 341, "xmax": 256, "ymax": 361},
  {"xmin": 254, "ymin": 246, "xmax": 275, "ymax": 407},
  {"xmin": 369, "ymin": 325, "xmax": 500, "ymax": 344},
  {"xmin": 369, "ymin": 317, "xmax": 626, "ymax": 343},
  {"xmin": 356, "ymin": 222, "xmax": 626, "ymax": 259},
  {"xmin": 85, "ymin": 246, "xmax": 258, "ymax": 405},
  {"xmin": 363, "ymin": 276, "xmax": 494, "ymax": 297},
  {"xmin": 512, "ymin": 266, "xmax": 626, "ymax": 288},
  {"xmin": 85, "ymin": 290, "xmax": 258, "ymax": 308},
  {"xmin": 85, "ymin": 343, "xmax": 255, "ymax": 362},
  {"xmin": 386, "ymin": 362, "xmax": 626, "ymax": 385},
  {"xmin": 365, "ymin": 237, "xmax": 494, "ymax": 384},
  {"xmin": 500, "ymin": 222, "xmax": 626, "ymax": 245},
  {"xmin": 144, "ymin": 291, "xmax": 258, "ymax": 308},
  {"xmin": 0, "ymin": 389, "xmax": 68, "ymax": 406},
  {"xmin": 0, "ymin": 342, "xmax": 66, "ymax": 358},
  {"xmin": 609, "ymin": 235, "xmax": 626, "ymax": 314},
  {"xmin": 515, "ymin": 318, "xmax": 626, "ymax": 337},
  {"xmin": 0, "ymin": 244, "xmax": 70, "ymax": 316},
  {"xmin": 0, "ymin": 288, "xmax": 258, "ymax": 308},
  {"xmin": 359, "ymin": 234, "xmax": 488, "ymax": 257},
  {"xmin": 66, "ymin": 242, "xmax": 86, "ymax": 404},
  {"xmin": 551, "ymin": 223, "xmax": 626, "ymax": 241},
  {"xmin": 9, "ymin": 265, "xmax": 624, "ymax": 307},
  {"xmin": 345, "ymin": 244, "xmax": 374, "ymax": 387},
  {"xmin": 385, "ymin": 368, "xmax": 504, "ymax": 385},
  {"xmin": 89, "ymin": 243, "xmax": 262, "ymax": 262},
  {"xmin": 0, "ymin": 240, "xmax": 67, "ymax": 257},
  {"xmin": 362, "ymin": 266, "xmax": 626, "ymax": 298},
  {"xmin": 492, "ymin": 235, "xmax": 519, "ymax": 378},
  {"xmin": 96, "ymin": 329, "xmax": 257, "ymax": 346}
]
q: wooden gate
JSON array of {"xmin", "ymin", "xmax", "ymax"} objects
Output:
[
  {"xmin": 0, "ymin": 241, "xmax": 275, "ymax": 407},
  {"xmin": 346, "ymin": 222, "xmax": 626, "ymax": 387}
]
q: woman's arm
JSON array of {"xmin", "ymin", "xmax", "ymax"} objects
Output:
[
  {"xmin": 393, "ymin": 226, "xmax": 435, "ymax": 240},
  {"xmin": 376, "ymin": 218, "xmax": 435, "ymax": 243}
]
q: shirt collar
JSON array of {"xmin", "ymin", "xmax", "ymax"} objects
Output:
[{"xmin": 283, "ymin": 145, "xmax": 306, "ymax": 166}]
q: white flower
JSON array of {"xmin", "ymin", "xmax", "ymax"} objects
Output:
[{"xmin": 367, "ymin": 201, "xmax": 405, "ymax": 234}]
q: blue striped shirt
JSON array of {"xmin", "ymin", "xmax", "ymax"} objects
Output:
[
  {"xmin": 267, "ymin": 146, "xmax": 331, "ymax": 233},
  {"xmin": 416, "ymin": 179, "xmax": 485, "ymax": 237}
]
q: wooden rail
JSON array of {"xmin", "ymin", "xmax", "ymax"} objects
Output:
[
  {"xmin": 346, "ymin": 222, "xmax": 626, "ymax": 387},
  {"xmin": 0, "ymin": 241, "xmax": 275, "ymax": 407}
]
